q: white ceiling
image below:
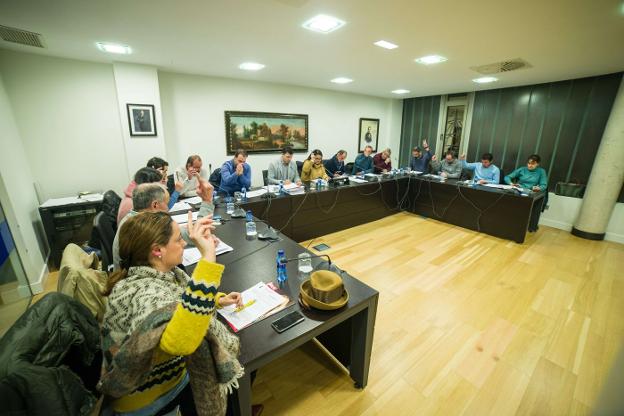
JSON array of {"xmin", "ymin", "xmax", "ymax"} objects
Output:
[{"xmin": 1, "ymin": 0, "xmax": 623, "ymax": 98}]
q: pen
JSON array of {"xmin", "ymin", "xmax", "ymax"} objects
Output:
[{"xmin": 235, "ymin": 299, "xmax": 256, "ymax": 312}]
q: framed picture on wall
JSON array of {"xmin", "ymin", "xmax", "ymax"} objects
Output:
[
  {"xmin": 358, "ymin": 118, "xmax": 379, "ymax": 152},
  {"xmin": 127, "ymin": 104, "xmax": 157, "ymax": 137},
  {"xmin": 224, "ymin": 111, "xmax": 309, "ymax": 154}
]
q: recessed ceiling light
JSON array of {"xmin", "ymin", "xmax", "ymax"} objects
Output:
[
  {"xmin": 374, "ymin": 40, "xmax": 398, "ymax": 50},
  {"xmin": 331, "ymin": 77, "xmax": 353, "ymax": 84},
  {"xmin": 415, "ymin": 55, "xmax": 447, "ymax": 65},
  {"xmin": 472, "ymin": 76, "xmax": 498, "ymax": 84},
  {"xmin": 302, "ymin": 14, "xmax": 346, "ymax": 33},
  {"xmin": 239, "ymin": 62, "xmax": 265, "ymax": 71},
  {"xmin": 96, "ymin": 42, "xmax": 132, "ymax": 54},
  {"xmin": 391, "ymin": 89, "xmax": 410, "ymax": 94}
]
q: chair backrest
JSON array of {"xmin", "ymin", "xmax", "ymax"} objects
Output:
[
  {"xmin": 262, "ymin": 169, "xmax": 269, "ymax": 186},
  {"xmin": 459, "ymin": 168, "xmax": 473, "ymax": 181},
  {"xmin": 345, "ymin": 162, "xmax": 354, "ymax": 174},
  {"xmin": 209, "ymin": 168, "xmax": 222, "ymax": 190},
  {"xmin": 93, "ymin": 212, "xmax": 115, "ymax": 271},
  {"xmin": 498, "ymin": 167, "xmax": 505, "ymax": 184},
  {"xmin": 296, "ymin": 160, "xmax": 304, "ymax": 176},
  {"xmin": 166, "ymin": 173, "xmax": 175, "ymax": 195},
  {"xmin": 101, "ymin": 190, "xmax": 121, "ymax": 229}
]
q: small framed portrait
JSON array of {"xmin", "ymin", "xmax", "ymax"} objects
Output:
[
  {"xmin": 358, "ymin": 118, "xmax": 379, "ymax": 152},
  {"xmin": 127, "ymin": 104, "xmax": 157, "ymax": 137}
]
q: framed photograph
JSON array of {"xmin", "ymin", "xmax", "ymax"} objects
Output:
[
  {"xmin": 224, "ymin": 111, "xmax": 308, "ymax": 154},
  {"xmin": 127, "ymin": 104, "xmax": 157, "ymax": 137},
  {"xmin": 358, "ymin": 118, "xmax": 379, "ymax": 152}
]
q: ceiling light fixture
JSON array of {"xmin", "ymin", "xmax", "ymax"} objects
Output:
[
  {"xmin": 472, "ymin": 76, "xmax": 498, "ymax": 84},
  {"xmin": 331, "ymin": 77, "xmax": 353, "ymax": 84},
  {"xmin": 239, "ymin": 62, "xmax": 265, "ymax": 71},
  {"xmin": 374, "ymin": 40, "xmax": 398, "ymax": 50},
  {"xmin": 302, "ymin": 14, "xmax": 346, "ymax": 33},
  {"xmin": 391, "ymin": 89, "xmax": 410, "ymax": 94},
  {"xmin": 414, "ymin": 55, "xmax": 447, "ymax": 65},
  {"xmin": 96, "ymin": 42, "xmax": 131, "ymax": 54}
]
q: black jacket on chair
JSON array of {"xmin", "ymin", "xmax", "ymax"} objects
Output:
[{"xmin": 0, "ymin": 292, "xmax": 101, "ymax": 416}]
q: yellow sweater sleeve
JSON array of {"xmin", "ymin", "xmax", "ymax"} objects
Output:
[
  {"xmin": 160, "ymin": 259, "xmax": 224, "ymax": 356},
  {"xmin": 301, "ymin": 160, "xmax": 311, "ymax": 182}
]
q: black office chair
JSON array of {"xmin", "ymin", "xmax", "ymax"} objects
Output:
[
  {"xmin": 459, "ymin": 168, "xmax": 473, "ymax": 181},
  {"xmin": 209, "ymin": 168, "xmax": 222, "ymax": 190},
  {"xmin": 499, "ymin": 168, "xmax": 506, "ymax": 184},
  {"xmin": 345, "ymin": 162, "xmax": 354, "ymax": 174},
  {"xmin": 262, "ymin": 170, "xmax": 269, "ymax": 186},
  {"xmin": 296, "ymin": 161, "xmax": 304, "ymax": 176},
  {"xmin": 166, "ymin": 173, "xmax": 175, "ymax": 195},
  {"xmin": 101, "ymin": 190, "xmax": 121, "ymax": 230},
  {"xmin": 93, "ymin": 212, "xmax": 115, "ymax": 271}
]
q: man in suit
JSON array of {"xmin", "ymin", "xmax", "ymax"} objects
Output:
[{"xmin": 267, "ymin": 146, "xmax": 301, "ymax": 185}]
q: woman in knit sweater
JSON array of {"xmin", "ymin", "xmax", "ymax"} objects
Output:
[
  {"xmin": 301, "ymin": 149, "xmax": 329, "ymax": 182},
  {"xmin": 102, "ymin": 210, "xmax": 242, "ymax": 415}
]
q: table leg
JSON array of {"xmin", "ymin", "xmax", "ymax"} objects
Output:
[
  {"xmin": 230, "ymin": 371, "xmax": 252, "ymax": 416},
  {"xmin": 349, "ymin": 297, "xmax": 378, "ymax": 389}
]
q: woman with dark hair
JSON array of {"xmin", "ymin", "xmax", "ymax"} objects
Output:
[
  {"xmin": 101, "ymin": 211, "xmax": 243, "ymax": 415},
  {"xmin": 301, "ymin": 149, "xmax": 329, "ymax": 182}
]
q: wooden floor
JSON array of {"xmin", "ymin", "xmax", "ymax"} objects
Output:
[{"xmin": 252, "ymin": 212, "xmax": 624, "ymax": 415}]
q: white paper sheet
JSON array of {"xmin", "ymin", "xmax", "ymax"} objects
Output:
[
  {"xmin": 245, "ymin": 188, "xmax": 268, "ymax": 198},
  {"xmin": 348, "ymin": 176, "xmax": 368, "ymax": 184},
  {"xmin": 182, "ymin": 196, "xmax": 202, "ymax": 204},
  {"xmin": 482, "ymin": 184, "xmax": 514, "ymax": 190},
  {"xmin": 181, "ymin": 240, "xmax": 234, "ymax": 266},
  {"xmin": 217, "ymin": 282, "xmax": 285, "ymax": 331},
  {"xmin": 171, "ymin": 211, "xmax": 198, "ymax": 224},
  {"xmin": 169, "ymin": 201, "xmax": 192, "ymax": 212}
]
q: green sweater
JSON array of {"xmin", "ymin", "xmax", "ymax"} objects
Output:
[{"xmin": 504, "ymin": 166, "xmax": 548, "ymax": 189}]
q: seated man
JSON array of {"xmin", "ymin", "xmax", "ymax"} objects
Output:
[
  {"xmin": 301, "ymin": 149, "xmax": 329, "ymax": 182},
  {"xmin": 505, "ymin": 154, "xmax": 549, "ymax": 232},
  {"xmin": 409, "ymin": 140, "xmax": 432, "ymax": 172},
  {"xmin": 268, "ymin": 147, "xmax": 301, "ymax": 185},
  {"xmin": 373, "ymin": 148, "xmax": 392, "ymax": 173},
  {"xmin": 146, "ymin": 156, "xmax": 183, "ymax": 209},
  {"xmin": 112, "ymin": 179, "xmax": 215, "ymax": 270},
  {"xmin": 220, "ymin": 149, "xmax": 252, "ymax": 195},
  {"xmin": 352, "ymin": 145, "xmax": 374, "ymax": 175},
  {"xmin": 323, "ymin": 150, "xmax": 347, "ymax": 177},
  {"xmin": 117, "ymin": 167, "xmax": 162, "ymax": 225},
  {"xmin": 175, "ymin": 155, "xmax": 209, "ymax": 198},
  {"xmin": 460, "ymin": 152, "xmax": 500, "ymax": 184},
  {"xmin": 431, "ymin": 150, "xmax": 462, "ymax": 179}
]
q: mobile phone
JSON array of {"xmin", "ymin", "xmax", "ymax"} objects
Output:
[
  {"xmin": 271, "ymin": 311, "xmax": 305, "ymax": 333},
  {"xmin": 312, "ymin": 243, "xmax": 330, "ymax": 251}
]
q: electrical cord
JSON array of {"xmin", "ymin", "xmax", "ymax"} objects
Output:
[
  {"xmin": 456, "ymin": 183, "xmax": 506, "ymax": 232},
  {"xmin": 315, "ymin": 187, "xmax": 341, "ymax": 215},
  {"xmin": 278, "ymin": 191, "xmax": 310, "ymax": 233}
]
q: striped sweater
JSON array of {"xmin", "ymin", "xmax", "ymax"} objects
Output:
[{"xmin": 102, "ymin": 260, "xmax": 225, "ymax": 413}]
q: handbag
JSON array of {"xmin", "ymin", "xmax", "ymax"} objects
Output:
[{"xmin": 555, "ymin": 180, "xmax": 585, "ymax": 198}]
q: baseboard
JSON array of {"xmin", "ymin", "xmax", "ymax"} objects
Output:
[
  {"xmin": 605, "ymin": 232, "xmax": 624, "ymax": 245},
  {"xmin": 29, "ymin": 254, "xmax": 50, "ymax": 294},
  {"xmin": 539, "ymin": 218, "xmax": 572, "ymax": 231}
]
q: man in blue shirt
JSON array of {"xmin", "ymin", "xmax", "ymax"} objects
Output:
[
  {"xmin": 324, "ymin": 150, "xmax": 347, "ymax": 177},
  {"xmin": 220, "ymin": 149, "xmax": 252, "ymax": 195},
  {"xmin": 352, "ymin": 145, "xmax": 374, "ymax": 174},
  {"xmin": 460, "ymin": 152, "xmax": 500, "ymax": 184},
  {"xmin": 409, "ymin": 140, "xmax": 432, "ymax": 172}
]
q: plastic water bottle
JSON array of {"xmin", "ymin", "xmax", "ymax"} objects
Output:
[
  {"xmin": 226, "ymin": 197, "xmax": 234, "ymax": 214},
  {"xmin": 279, "ymin": 181, "xmax": 284, "ymax": 195},
  {"xmin": 241, "ymin": 187, "xmax": 247, "ymax": 201},
  {"xmin": 245, "ymin": 210, "xmax": 257, "ymax": 237},
  {"xmin": 276, "ymin": 249, "xmax": 288, "ymax": 288},
  {"xmin": 316, "ymin": 178, "xmax": 322, "ymax": 190},
  {"xmin": 212, "ymin": 190, "xmax": 218, "ymax": 202}
]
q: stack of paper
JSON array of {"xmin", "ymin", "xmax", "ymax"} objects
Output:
[
  {"xmin": 169, "ymin": 201, "xmax": 192, "ymax": 212},
  {"xmin": 171, "ymin": 211, "xmax": 199, "ymax": 224},
  {"xmin": 181, "ymin": 240, "xmax": 234, "ymax": 266},
  {"xmin": 349, "ymin": 176, "xmax": 368, "ymax": 184},
  {"xmin": 183, "ymin": 196, "xmax": 202, "ymax": 204},
  {"xmin": 217, "ymin": 282, "xmax": 287, "ymax": 331},
  {"xmin": 483, "ymin": 184, "xmax": 514, "ymax": 190},
  {"xmin": 245, "ymin": 188, "xmax": 268, "ymax": 198}
]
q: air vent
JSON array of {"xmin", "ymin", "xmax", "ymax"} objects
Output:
[
  {"xmin": 470, "ymin": 58, "xmax": 531, "ymax": 75},
  {"xmin": 0, "ymin": 25, "xmax": 45, "ymax": 48}
]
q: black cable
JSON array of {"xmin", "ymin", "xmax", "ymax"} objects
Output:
[
  {"xmin": 226, "ymin": 241, "xmax": 274, "ymax": 266},
  {"xmin": 315, "ymin": 187, "xmax": 341, "ymax": 215},
  {"xmin": 456, "ymin": 184, "xmax": 506, "ymax": 232},
  {"xmin": 278, "ymin": 191, "xmax": 310, "ymax": 233},
  {"xmin": 427, "ymin": 179, "xmax": 459, "ymax": 219}
]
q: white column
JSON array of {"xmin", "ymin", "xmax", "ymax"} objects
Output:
[
  {"xmin": 112, "ymin": 63, "xmax": 167, "ymax": 177},
  {"xmin": 572, "ymin": 76, "xmax": 624, "ymax": 240}
]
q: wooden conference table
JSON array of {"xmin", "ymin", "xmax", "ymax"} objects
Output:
[{"xmin": 182, "ymin": 174, "xmax": 543, "ymax": 415}]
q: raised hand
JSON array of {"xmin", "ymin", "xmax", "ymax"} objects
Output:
[
  {"xmin": 459, "ymin": 154, "xmax": 466, "ymax": 161},
  {"xmin": 196, "ymin": 175, "xmax": 214, "ymax": 203},
  {"xmin": 431, "ymin": 154, "xmax": 437, "ymax": 162},
  {"xmin": 175, "ymin": 181, "xmax": 184, "ymax": 192},
  {"xmin": 187, "ymin": 212, "xmax": 217, "ymax": 262}
]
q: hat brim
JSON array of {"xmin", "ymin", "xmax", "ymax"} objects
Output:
[{"xmin": 300, "ymin": 280, "xmax": 349, "ymax": 311}]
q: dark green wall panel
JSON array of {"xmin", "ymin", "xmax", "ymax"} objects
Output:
[{"xmin": 399, "ymin": 95, "xmax": 440, "ymax": 167}]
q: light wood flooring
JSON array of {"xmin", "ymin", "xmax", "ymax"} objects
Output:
[{"xmin": 251, "ymin": 212, "xmax": 624, "ymax": 415}]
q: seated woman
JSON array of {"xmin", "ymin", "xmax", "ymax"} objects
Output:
[
  {"xmin": 301, "ymin": 149, "xmax": 329, "ymax": 182},
  {"xmin": 504, "ymin": 154, "xmax": 549, "ymax": 232},
  {"xmin": 101, "ymin": 211, "xmax": 243, "ymax": 415}
]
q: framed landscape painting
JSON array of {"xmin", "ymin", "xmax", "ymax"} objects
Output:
[
  {"xmin": 358, "ymin": 118, "xmax": 379, "ymax": 152},
  {"xmin": 224, "ymin": 111, "xmax": 308, "ymax": 154}
]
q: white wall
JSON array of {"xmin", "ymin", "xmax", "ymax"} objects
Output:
[
  {"xmin": 159, "ymin": 71, "xmax": 403, "ymax": 187},
  {"xmin": 113, "ymin": 63, "xmax": 167, "ymax": 175},
  {"xmin": 540, "ymin": 193, "xmax": 624, "ymax": 244},
  {"xmin": 0, "ymin": 74, "xmax": 47, "ymax": 290},
  {"xmin": 0, "ymin": 50, "xmax": 129, "ymax": 201}
]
